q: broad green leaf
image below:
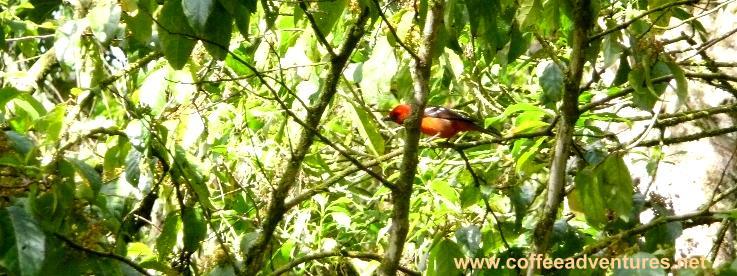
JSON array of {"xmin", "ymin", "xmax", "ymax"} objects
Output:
[
  {"xmin": 515, "ymin": 137, "xmax": 546, "ymax": 175},
  {"xmin": 516, "ymin": 0, "xmax": 541, "ymax": 29},
  {"xmin": 629, "ymin": 65, "xmax": 656, "ymax": 110},
  {"xmin": 125, "ymin": 149, "xmax": 142, "ymax": 186},
  {"xmin": 541, "ymin": 0, "xmax": 560, "ymax": 34},
  {"xmin": 174, "ymin": 146, "xmax": 213, "ymax": 209},
  {"xmin": 0, "ymin": 86, "xmax": 23, "ymax": 108},
  {"xmin": 540, "ymin": 63, "xmax": 564, "ymax": 108},
  {"xmin": 5, "ymin": 206, "xmax": 46, "ymax": 276},
  {"xmin": 507, "ymin": 23, "xmax": 529, "ymax": 63},
  {"xmin": 597, "ymin": 154, "xmax": 634, "ymax": 222},
  {"xmin": 665, "ymin": 60, "xmax": 688, "ymax": 106},
  {"xmin": 34, "ymin": 104, "xmax": 66, "ymax": 145},
  {"xmin": 122, "ymin": 0, "xmax": 155, "ymax": 43},
  {"xmin": 182, "ymin": 207, "xmax": 207, "ymax": 252},
  {"xmin": 69, "ymin": 158, "xmax": 103, "ymax": 198},
  {"xmin": 5, "ymin": 131, "xmax": 35, "ymax": 157},
  {"xmin": 572, "ymin": 168, "xmax": 606, "ymax": 228},
  {"xmin": 347, "ymin": 102, "xmax": 384, "ymax": 155},
  {"xmin": 157, "ymin": 0, "xmax": 197, "ymax": 69},
  {"xmin": 430, "ymin": 180, "xmax": 460, "ymax": 209},
  {"xmin": 612, "ymin": 53, "xmax": 631, "ymax": 86},
  {"xmin": 13, "ymin": 93, "xmax": 47, "ymax": 121},
  {"xmin": 128, "ymin": 242, "xmax": 155, "ymax": 260},
  {"xmin": 156, "ymin": 213, "xmax": 180, "ymax": 258},
  {"xmin": 313, "ymin": 0, "xmax": 347, "ymax": 36},
  {"xmin": 426, "ymin": 239, "xmax": 465, "ymax": 276},
  {"xmin": 512, "ymin": 120, "xmax": 549, "ymax": 135},
  {"xmin": 459, "ymin": 184, "xmax": 481, "ymax": 209},
  {"xmin": 182, "ymin": 0, "xmax": 214, "ymax": 33},
  {"xmin": 202, "ymin": 2, "xmax": 232, "ymax": 60}
]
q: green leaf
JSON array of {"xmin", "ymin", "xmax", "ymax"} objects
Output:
[
  {"xmin": 4, "ymin": 206, "xmax": 46, "ymax": 276},
  {"xmin": 612, "ymin": 53, "xmax": 631, "ymax": 86},
  {"xmin": 0, "ymin": 86, "xmax": 23, "ymax": 108},
  {"xmin": 182, "ymin": 0, "xmax": 214, "ymax": 33},
  {"xmin": 597, "ymin": 154, "xmax": 634, "ymax": 221},
  {"xmin": 174, "ymin": 146, "xmax": 213, "ymax": 209},
  {"xmin": 572, "ymin": 168, "xmax": 606, "ymax": 228},
  {"xmin": 515, "ymin": 137, "xmax": 546, "ymax": 175},
  {"xmin": 516, "ymin": 0, "xmax": 541, "ymax": 29},
  {"xmin": 629, "ymin": 65, "xmax": 656, "ymax": 110},
  {"xmin": 507, "ymin": 23, "xmax": 529, "ymax": 63},
  {"xmin": 430, "ymin": 180, "xmax": 460, "ymax": 209},
  {"xmin": 182, "ymin": 207, "xmax": 207, "ymax": 252},
  {"xmin": 202, "ymin": 2, "xmax": 233, "ymax": 60},
  {"xmin": 347, "ymin": 102, "xmax": 384, "ymax": 155},
  {"xmin": 539, "ymin": 63, "xmax": 564, "ymax": 108},
  {"xmin": 156, "ymin": 213, "xmax": 180, "ymax": 258},
  {"xmin": 5, "ymin": 131, "xmax": 35, "ymax": 157},
  {"xmin": 665, "ymin": 60, "xmax": 688, "ymax": 106},
  {"xmin": 125, "ymin": 149, "xmax": 141, "ymax": 186},
  {"xmin": 69, "ymin": 158, "xmax": 103, "ymax": 198},
  {"xmin": 512, "ymin": 120, "xmax": 549, "ymax": 135},
  {"xmin": 459, "ymin": 184, "xmax": 481, "ymax": 209},
  {"xmin": 122, "ymin": 0, "xmax": 155, "ymax": 44},
  {"xmin": 426, "ymin": 239, "xmax": 465, "ymax": 276},
  {"xmin": 313, "ymin": 0, "xmax": 347, "ymax": 36},
  {"xmin": 34, "ymin": 104, "xmax": 66, "ymax": 145},
  {"xmin": 157, "ymin": 0, "xmax": 197, "ymax": 69}
]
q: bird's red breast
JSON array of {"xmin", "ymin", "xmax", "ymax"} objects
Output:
[{"xmin": 386, "ymin": 104, "xmax": 500, "ymax": 138}]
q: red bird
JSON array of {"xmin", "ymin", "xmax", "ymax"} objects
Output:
[{"xmin": 385, "ymin": 104, "xmax": 501, "ymax": 138}]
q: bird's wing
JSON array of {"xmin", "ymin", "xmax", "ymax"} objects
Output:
[{"xmin": 423, "ymin": 106, "xmax": 477, "ymax": 123}]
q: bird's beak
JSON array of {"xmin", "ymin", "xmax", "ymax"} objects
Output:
[{"xmin": 382, "ymin": 116, "xmax": 394, "ymax": 122}]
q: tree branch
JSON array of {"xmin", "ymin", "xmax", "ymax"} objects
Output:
[
  {"xmin": 371, "ymin": 0, "xmax": 422, "ymax": 61},
  {"xmin": 588, "ymin": 0, "xmax": 698, "ymax": 42},
  {"xmin": 284, "ymin": 149, "xmax": 404, "ymax": 210},
  {"xmin": 243, "ymin": 9, "xmax": 371, "ymax": 274},
  {"xmin": 379, "ymin": 1, "xmax": 444, "ymax": 275},
  {"xmin": 530, "ymin": 0, "xmax": 594, "ymax": 274},
  {"xmin": 298, "ymin": 0, "xmax": 337, "ymax": 57},
  {"xmin": 636, "ymin": 125, "xmax": 737, "ymax": 147}
]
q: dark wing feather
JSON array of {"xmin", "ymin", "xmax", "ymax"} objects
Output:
[{"xmin": 423, "ymin": 106, "xmax": 477, "ymax": 123}]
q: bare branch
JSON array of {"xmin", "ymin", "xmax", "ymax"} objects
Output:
[
  {"xmin": 588, "ymin": 0, "xmax": 698, "ymax": 42},
  {"xmin": 298, "ymin": 0, "xmax": 337, "ymax": 57}
]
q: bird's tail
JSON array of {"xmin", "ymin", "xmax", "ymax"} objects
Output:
[
  {"xmin": 466, "ymin": 122, "xmax": 502, "ymax": 138},
  {"xmin": 480, "ymin": 125, "xmax": 503, "ymax": 138}
]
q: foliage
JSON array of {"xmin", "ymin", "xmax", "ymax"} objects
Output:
[{"xmin": 1, "ymin": 0, "xmax": 736, "ymax": 274}]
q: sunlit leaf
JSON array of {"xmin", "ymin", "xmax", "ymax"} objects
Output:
[
  {"xmin": 426, "ymin": 239, "xmax": 465, "ymax": 276},
  {"xmin": 665, "ymin": 60, "xmax": 688, "ymax": 106},
  {"xmin": 182, "ymin": 0, "xmax": 214, "ymax": 33},
  {"xmin": 158, "ymin": 0, "xmax": 197, "ymax": 69}
]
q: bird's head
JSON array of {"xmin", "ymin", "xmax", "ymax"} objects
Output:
[{"xmin": 385, "ymin": 104, "xmax": 412, "ymax": 124}]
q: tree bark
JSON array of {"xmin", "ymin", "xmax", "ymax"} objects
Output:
[{"xmin": 379, "ymin": 1, "xmax": 444, "ymax": 275}]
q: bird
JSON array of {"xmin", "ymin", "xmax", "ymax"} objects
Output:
[{"xmin": 384, "ymin": 104, "xmax": 502, "ymax": 138}]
